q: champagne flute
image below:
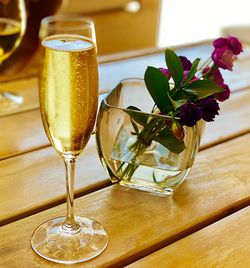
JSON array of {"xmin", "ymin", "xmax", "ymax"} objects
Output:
[
  {"xmin": 0, "ymin": 0, "xmax": 26, "ymax": 110},
  {"xmin": 31, "ymin": 19, "xmax": 108, "ymax": 264}
]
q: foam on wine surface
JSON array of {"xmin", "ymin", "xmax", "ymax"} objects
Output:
[{"xmin": 42, "ymin": 35, "xmax": 94, "ymax": 52}]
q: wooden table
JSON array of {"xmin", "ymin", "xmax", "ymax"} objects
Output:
[{"xmin": 0, "ymin": 41, "xmax": 250, "ymax": 267}]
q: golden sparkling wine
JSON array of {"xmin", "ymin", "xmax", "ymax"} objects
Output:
[
  {"xmin": 0, "ymin": 18, "xmax": 22, "ymax": 62},
  {"xmin": 40, "ymin": 34, "xmax": 98, "ymax": 156}
]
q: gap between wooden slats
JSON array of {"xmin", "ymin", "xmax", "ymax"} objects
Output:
[{"xmin": 125, "ymin": 206, "xmax": 250, "ymax": 268}]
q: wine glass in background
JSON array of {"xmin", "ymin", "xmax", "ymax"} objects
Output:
[
  {"xmin": 0, "ymin": 0, "xmax": 26, "ymax": 110},
  {"xmin": 31, "ymin": 18, "xmax": 108, "ymax": 264}
]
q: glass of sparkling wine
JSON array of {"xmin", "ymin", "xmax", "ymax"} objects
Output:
[
  {"xmin": 31, "ymin": 19, "xmax": 108, "ymax": 264},
  {"xmin": 0, "ymin": 0, "xmax": 26, "ymax": 110}
]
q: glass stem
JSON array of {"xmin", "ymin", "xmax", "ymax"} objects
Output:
[{"xmin": 62, "ymin": 155, "xmax": 80, "ymax": 233}]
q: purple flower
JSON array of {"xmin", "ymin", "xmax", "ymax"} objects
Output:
[
  {"xmin": 179, "ymin": 102, "xmax": 202, "ymax": 127},
  {"xmin": 212, "ymin": 47, "xmax": 235, "ymax": 71},
  {"xmin": 179, "ymin": 56, "xmax": 192, "ymax": 70},
  {"xmin": 213, "ymin": 36, "xmax": 243, "ymax": 55},
  {"xmin": 216, "ymin": 83, "xmax": 230, "ymax": 102},
  {"xmin": 227, "ymin": 36, "xmax": 243, "ymax": 55},
  {"xmin": 159, "ymin": 67, "xmax": 171, "ymax": 79},
  {"xmin": 213, "ymin": 37, "xmax": 228, "ymax": 49},
  {"xmin": 198, "ymin": 97, "xmax": 220, "ymax": 122},
  {"xmin": 202, "ymin": 67, "xmax": 224, "ymax": 85}
]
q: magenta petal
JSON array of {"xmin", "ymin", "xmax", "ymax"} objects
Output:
[
  {"xmin": 179, "ymin": 56, "xmax": 192, "ymax": 70},
  {"xmin": 216, "ymin": 83, "xmax": 231, "ymax": 102},
  {"xmin": 228, "ymin": 36, "xmax": 243, "ymax": 55},
  {"xmin": 213, "ymin": 36, "xmax": 243, "ymax": 56},
  {"xmin": 213, "ymin": 37, "xmax": 228, "ymax": 48},
  {"xmin": 212, "ymin": 47, "xmax": 234, "ymax": 71},
  {"xmin": 159, "ymin": 67, "xmax": 171, "ymax": 79}
]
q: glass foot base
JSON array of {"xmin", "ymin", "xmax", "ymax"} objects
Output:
[
  {"xmin": 31, "ymin": 216, "xmax": 108, "ymax": 264},
  {"xmin": 119, "ymin": 180, "xmax": 175, "ymax": 196},
  {"xmin": 0, "ymin": 92, "xmax": 23, "ymax": 112}
]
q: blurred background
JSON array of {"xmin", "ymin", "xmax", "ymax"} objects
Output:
[
  {"xmin": 159, "ymin": 0, "xmax": 250, "ymax": 47},
  {"xmin": 1, "ymin": 0, "xmax": 249, "ymax": 78}
]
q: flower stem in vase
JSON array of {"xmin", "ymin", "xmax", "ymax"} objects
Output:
[{"xmin": 116, "ymin": 116, "xmax": 167, "ymax": 182}]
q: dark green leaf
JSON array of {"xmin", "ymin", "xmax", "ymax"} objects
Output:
[
  {"xmin": 165, "ymin": 49, "xmax": 183, "ymax": 87},
  {"xmin": 154, "ymin": 129, "xmax": 185, "ymax": 154},
  {"xmin": 183, "ymin": 58, "xmax": 201, "ymax": 86},
  {"xmin": 127, "ymin": 105, "xmax": 141, "ymax": 111},
  {"xmin": 184, "ymin": 79, "xmax": 224, "ymax": 99},
  {"xmin": 144, "ymin": 66, "xmax": 173, "ymax": 113},
  {"xmin": 172, "ymin": 89, "xmax": 190, "ymax": 100},
  {"xmin": 167, "ymin": 92, "xmax": 187, "ymax": 109},
  {"xmin": 126, "ymin": 106, "xmax": 148, "ymax": 126}
]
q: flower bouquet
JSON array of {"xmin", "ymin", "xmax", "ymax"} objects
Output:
[{"xmin": 96, "ymin": 36, "xmax": 243, "ymax": 196}]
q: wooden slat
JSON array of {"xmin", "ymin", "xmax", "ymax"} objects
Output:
[
  {"xmin": 0, "ymin": 42, "xmax": 209, "ymax": 83},
  {"xmin": 1, "ymin": 87, "xmax": 250, "ymax": 160},
  {"xmin": 0, "ymin": 76, "xmax": 107, "ymax": 118},
  {"xmin": 98, "ymin": 40, "xmax": 250, "ymax": 64},
  {"xmin": 127, "ymin": 206, "xmax": 250, "ymax": 268},
  {"xmin": 0, "ymin": 109, "xmax": 47, "ymax": 159},
  {"xmin": 0, "ymin": 93, "xmax": 107, "ymax": 160},
  {"xmin": 0, "ymin": 134, "xmax": 249, "ymax": 267},
  {"xmin": 1, "ymin": 43, "xmax": 250, "ymax": 117},
  {"xmin": 0, "ymin": 135, "xmax": 109, "ymax": 226},
  {"xmin": 0, "ymin": 77, "xmax": 38, "ymax": 117},
  {"xmin": 98, "ymin": 44, "xmax": 250, "ymax": 92}
]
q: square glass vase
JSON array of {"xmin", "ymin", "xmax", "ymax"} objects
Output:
[{"xmin": 96, "ymin": 78, "xmax": 203, "ymax": 196}]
